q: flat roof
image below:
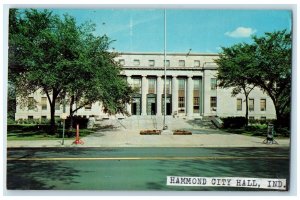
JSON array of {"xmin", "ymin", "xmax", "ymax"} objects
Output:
[{"xmin": 118, "ymin": 52, "xmax": 219, "ymax": 56}]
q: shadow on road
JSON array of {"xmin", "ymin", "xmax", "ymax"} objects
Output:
[{"xmin": 7, "ymin": 160, "xmax": 81, "ymax": 190}]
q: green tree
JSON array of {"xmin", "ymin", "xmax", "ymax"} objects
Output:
[
  {"xmin": 9, "ymin": 9, "xmax": 60, "ymax": 133},
  {"xmin": 9, "ymin": 9, "xmax": 83, "ymax": 134},
  {"xmin": 63, "ymin": 34, "xmax": 133, "ymax": 129},
  {"xmin": 215, "ymin": 43, "xmax": 255, "ymax": 126},
  {"xmin": 7, "ymin": 81, "xmax": 16, "ymax": 121},
  {"xmin": 250, "ymin": 30, "xmax": 292, "ymax": 126},
  {"xmin": 9, "ymin": 9, "xmax": 133, "ymax": 134},
  {"xmin": 216, "ymin": 30, "xmax": 291, "ymax": 126}
]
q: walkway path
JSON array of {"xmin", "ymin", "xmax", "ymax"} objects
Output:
[{"xmin": 7, "ymin": 128, "xmax": 290, "ymax": 148}]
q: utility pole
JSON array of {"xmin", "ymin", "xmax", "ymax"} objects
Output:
[
  {"xmin": 61, "ymin": 97, "xmax": 67, "ymax": 145},
  {"xmin": 163, "ymin": 9, "xmax": 167, "ymax": 130}
]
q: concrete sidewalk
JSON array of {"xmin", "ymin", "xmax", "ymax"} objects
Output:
[{"xmin": 7, "ymin": 128, "xmax": 290, "ymax": 148}]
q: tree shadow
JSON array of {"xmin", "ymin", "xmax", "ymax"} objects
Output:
[
  {"xmin": 7, "ymin": 160, "xmax": 82, "ymax": 190},
  {"xmin": 8, "ymin": 147, "xmax": 121, "ymax": 159}
]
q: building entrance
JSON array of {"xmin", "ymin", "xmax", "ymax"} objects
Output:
[
  {"xmin": 131, "ymin": 97, "xmax": 141, "ymax": 115},
  {"xmin": 147, "ymin": 95, "xmax": 156, "ymax": 115},
  {"xmin": 162, "ymin": 95, "xmax": 172, "ymax": 115}
]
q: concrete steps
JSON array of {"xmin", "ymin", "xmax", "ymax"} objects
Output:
[{"xmin": 94, "ymin": 116, "xmax": 216, "ymax": 130}]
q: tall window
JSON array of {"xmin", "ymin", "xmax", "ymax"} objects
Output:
[
  {"xmin": 178, "ymin": 97, "xmax": 185, "ymax": 110},
  {"xmin": 149, "ymin": 60, "xmax": 155, "ymax": 67},
  {"xmin": 249, "ymin": 98, "xmax": 254, "ymax": 111},
  {"xmin": 41, "ymin": 97, "xmax": 47, "ymax": 110},
  {"xmin": 193, "ymin": 79, "xmax": 200, "ymax": 113},
  {"xmin": 237, "ymin": 98, "xmax": 242, "ymax": 111},
  {"xmin": 163, "ymin": 78, "xmax": 172, "ymax": 94},
  {"xmin": 194, "ymin": 60, "xmax": 200, "ymax": 67},
  {"xmin": 179, "ymin": 60, "xmax": 185, "ymax": 67},
  {"xmin": 260, "ymin": 99, "xmax": 266, "ymax": 111},
  {"xmin": 178, "ymin": 78, "xmax": 186, "ymax": 113},
  {"xmin": 210, "ymin": 97, "xmax": 217, "ymax": 110},
  {"xmin": 132, "ymin": 78, "xmax": 142, "ymax": 94},
  {"xmin": 211, "ymin": 78, "xmax": 217, "ymax": 90},
  {"xmin": 55, "ymin": 98, "xmax": 60, "ymax": 110},
  {"xmin": 148, "ymin": 78, "xmax": 156, "ymax": 94},
  {"xmin": 28, "ymin": 97, "xmax": 35, "ymax": 110},
  {"xmin": 133, "ymin": 59, "xmax": 140, "ymax": 66},
  {"xmin": 193, "ymin": 97, "xmax": 200, "ymax": 113}
]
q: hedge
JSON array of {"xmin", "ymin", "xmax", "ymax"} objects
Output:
[
  {"xmin": 65, "ymin": 116, "xmax": 89, "ymax": 129},
  {"xmin": 222, "ymin": 117, "xmax": 247, "ymax": 129},
  {"xmin": 7, "ymin": 124, "xmax": 52, "ymax": 133}
]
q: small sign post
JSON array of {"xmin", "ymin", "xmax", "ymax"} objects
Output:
[{"xmin": 60, "ymin": 113, "xmax": 68, "ymax": 145}]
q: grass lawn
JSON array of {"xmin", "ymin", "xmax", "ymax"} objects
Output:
[
  {"xmin": 7, "ymin": 124, "xmax": 96, "ymax": 141},
  {"xmin": 223, "ymin": 124, "xmax": 290, "ymax": 139}
]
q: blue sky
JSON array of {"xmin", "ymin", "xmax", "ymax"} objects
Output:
[{"xmin": 51, "ymin": 9, "xmax": 291, "ymax": 53}]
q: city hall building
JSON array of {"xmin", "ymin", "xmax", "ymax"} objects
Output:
[{"xmin": 15, "ymin": 52, "xmax": 276, "ymax": 121}]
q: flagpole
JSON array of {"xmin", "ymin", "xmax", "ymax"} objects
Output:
[{"xmin": 163, "ymin": 9, "xmax": 167, "ymax": 130}]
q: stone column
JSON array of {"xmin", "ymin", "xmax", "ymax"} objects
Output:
[
  {"xmin": 187, "ymin": 75, "xmax": 193, "ymax": 117},
  {"xmin": 156, "ymin": 76, "xmax": 163, "ymax": 116},
  {"xmin": 172, "ymin": 75, "xmax": 178, "ymax": 116},
  {"xmin": 126, "ymin": 75, "xmax": 132, "ymax": 115},
  {"xmin": 141, "ymin": 75, "xmax": 147, "ymax": 116}
]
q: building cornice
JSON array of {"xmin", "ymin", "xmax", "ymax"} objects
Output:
[
  {"xmin": 122, "ymin": 66, "xmax": 218, "ymax": 70},
  {"xmin": 118, "ymin": 52, "xmax": 219, "ymax": 56}
]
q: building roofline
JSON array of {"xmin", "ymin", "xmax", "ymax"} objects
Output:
[
  {"xmin": 118, "ymin": 52, "xmax": 219, "ymax": 56},
  {"xmin": 122, "ymin": 66, "xmax": 218, "ymax": 70}
]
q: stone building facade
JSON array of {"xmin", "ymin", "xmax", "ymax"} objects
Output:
[{"xmin": 15, "ymin": 52, "xmax": 276, "ymax": 121}]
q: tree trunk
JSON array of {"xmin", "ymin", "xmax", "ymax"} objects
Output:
[
  {"xmin": 245, "ymin": 95, "xmax": 249, "ymax": 127},
  {"xmin": 49, "ymin": 101, "xmax": 56, "ymax": 135},
  {"xmin": 275, "ymin": 104, "xmax": 282, "ymax": 128},
  {"xmin": 242, "ymin": 86, "xmax": 252, "ymax": 128},
  {"xmin": 45, "ymin": 89, "xmax": 60, "ymax": 135},
  {"xmin": 69, "ymin": 95, "xmax": 75, "ymax": 130},
  {"xmin": 269, "ymin": 95, "xmax": 281, "ymax": 127}
]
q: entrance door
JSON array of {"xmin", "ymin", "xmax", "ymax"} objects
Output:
[
  {"xmin": 162, "ymin": 96, "xmax": 172, "ymax": 115},
  {"xmin": 131, "ymin": 97, "xmax": 141, "ymax": 115},
  {"xmin": 147, "ymin": 97, "xmax": 156, "ymax": 115},
  {"xmin": 166, "ymin": 102, "xmax": 171, "ymax": 115},
  {"xmin": 151, "ymin": 103, "xmax": 156, "ymax": 115}
]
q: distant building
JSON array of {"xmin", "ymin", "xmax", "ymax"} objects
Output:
[{"xmin": 15, "ymin": 52, "xmax": 276, "ymax": 121}]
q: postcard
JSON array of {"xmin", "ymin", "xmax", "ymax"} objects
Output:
[{"xmin": 6, "ymin": 7, "xmax": 292, "ymax": 192}]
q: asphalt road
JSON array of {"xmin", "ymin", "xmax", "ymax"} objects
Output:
[{"xmin": 6, "ymin": 147, "xmax": 290, "ymax": 191}]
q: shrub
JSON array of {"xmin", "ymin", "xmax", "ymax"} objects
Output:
[
  {"xmin": 7, "ymin": 118, "xmax": 16, "ymax": 125},
  {"xmin": 222, "ymin": 117, "xmax": 247, "ymax": 129},
  {"xmin": 276, "ymin": 127, "xmax": 290, "ymax": 137},
  {"xmin": 57, "ymin": 129, "xmax": 75, "ymax": 138},
  {"xmin": 7, "ymin": 124, "xmax": 52, "ymax": 132},
  {"xmin": 17, "ymin": 118, "xmax": 24, "ymax": 124},
  {"xmin": 65, "ymin": 115, "xmax": 89, "ymax": 129},
  {"xmin": 275, "ymin": 113, "xmax": 290, "ymax": 128},
  {"xmin": 41, "ymin": 118, "xmax": 50, "ymax": 124}
]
